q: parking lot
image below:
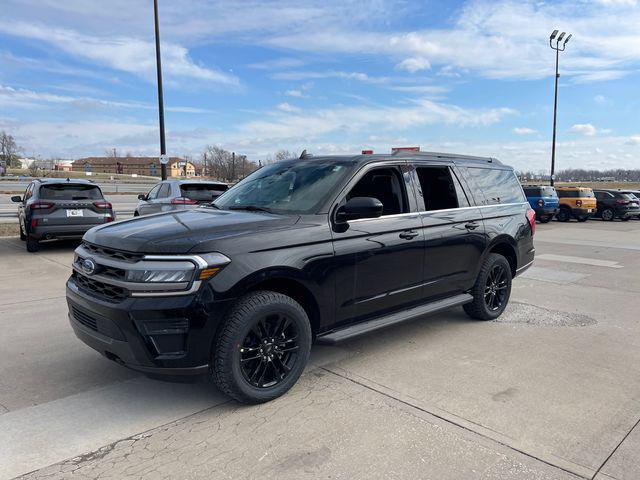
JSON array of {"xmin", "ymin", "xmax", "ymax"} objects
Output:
[{"xmin": 1, "ymin": 219, "xmax": 640, "ymax": 480}]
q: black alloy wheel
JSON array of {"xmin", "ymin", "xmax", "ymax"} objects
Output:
[
  {"xmin": 484, "ymin": 264, "xmax": 509, "ymax": 312},
  {"xmin": 239, "ymin": 313, "xmax": 300, "ymax": 388},
  {"xmin": 601, "ymin": 208, "xmax": 614, "ymax": 221},
  {"xmin": 557, "ymin": 208, "xmax": 571, "ymax": 222}
]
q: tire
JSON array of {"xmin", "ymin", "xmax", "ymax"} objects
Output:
[
  {"xmin": 133, "ymin": 211, "xmax": 139, "ymax": 217},
  {"xmin": 464, "ymin": 253, "xmax": 512, "ymax": 321},
  {"xmin": 19, "ymin": 221, "xmax": 26, "ymax": 241},
  {"xmin": 538, "ymin": 215, "xmax": 552, "ymax": 223},
  {"xmin": 212, "ymin": 290, "xmax": 312, "ymax": 404},
  {"xmin": 556, "ymin": 208, "xmax": 571, "ymax": 222},
  {"xmin": 577, "ymin": 216, "xmax": 589, "ymax": 222},
  {"xmin": 621, "ymin": 217, "xmax": 630, "ymax": 222},
  {"xmin": 26, "ymin": 235, "xmax": 39, "ymax": 252},
  {"xmin": 601, "ymin": 208, "xmax": 614, "ymax": 221}
]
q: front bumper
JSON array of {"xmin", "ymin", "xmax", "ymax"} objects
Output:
[{"xmin": 67, "ymin": 277, "xmax": 232, "ymax": 377}]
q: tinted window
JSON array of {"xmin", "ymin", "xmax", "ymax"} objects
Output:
[
  {"xmin": 465, "ymin": 167, "xmax": 525, "ymax": 205},
  {"xmin": 347, "ymin": 167, "xmax": 407, "ymax": 216},
  {"xmin": 415, "ymin": 167, "xmax": 465, "ymax": 211},
  {"xmin": 557, "ymin": 189, "xmax": 578, "ymax": 198},
  {"xmin": 617, "ymin": 193, "xmax": 636, "ymax": 200},
  {"xmin": 39, "ymin": 184, "xmax": 102, "ymax": 200},
  {"xmin": 180, "ymin": 183, "xmax": 228, "ymax": 202}
]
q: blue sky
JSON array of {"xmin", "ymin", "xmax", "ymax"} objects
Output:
[{"xmin": 0, "ymin": 0, "xmax": 639, "ymax": 171}]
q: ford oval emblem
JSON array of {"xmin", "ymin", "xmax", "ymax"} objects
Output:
[{"xmin": 81, "ymin": 258, "xmax": 96, "ymax": 275}]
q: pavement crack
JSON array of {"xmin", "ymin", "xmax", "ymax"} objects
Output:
[
  {"xmin": 591, "ymin": 415, "xmax": 640, "ymax": 480},
  {"xmin": 321, "ymin": 366, "xmax": 591, "ymax": 480}
]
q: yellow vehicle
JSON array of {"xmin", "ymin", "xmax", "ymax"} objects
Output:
[{"xmin": 555, "ymin": 186, "xmax": 597, "ymax": 222}]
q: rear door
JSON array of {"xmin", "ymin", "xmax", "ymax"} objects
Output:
[
  {"xmin": 411, "ymin": 163, "xmax": 486, "ymax": 298},
  {"xmin": 36, "ymin": 183, "xmax": 107, "ymax": 227}
]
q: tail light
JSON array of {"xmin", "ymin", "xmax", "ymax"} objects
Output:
[
  {"xmin": 30, "ymin": 201, "xmax": 54, "ymax": 210},
  {"xmin": 616, "ymin": 199, "xmax": 629, "ymax": 205},
  {"xmin": 526, "ymin": 208, "xmax": 536, "ymax": 235},
  {"xmin": 537, "ymin": 199, "xmax": 545, "ymax": 207},
  {"xmin": 31, "ymin": 218, "xmax": 38, "ymax": 228},
  {"xmin": 576, "ymin": 199, "xmax": 583, "ymax": 207},
  {"xmin": 171, "ymin": 197, "xmax": 198, "ymax": 205},
  {"xmin": 93, "ymin": 201, "xmax": 113, "ymax": 209}
]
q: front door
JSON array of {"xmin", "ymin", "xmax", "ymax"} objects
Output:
[
  {"xmin": 330, "ymin": 163, "xmax": 425, "ymax": 324},
  {"xmin": 138, "ymin": 183, "xmax": 162, "ymax": 215}
]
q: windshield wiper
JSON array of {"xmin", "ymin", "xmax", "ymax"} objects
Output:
[{"xmin": 228, "ymin": 205, "xmax": 273, "ymax": 213}]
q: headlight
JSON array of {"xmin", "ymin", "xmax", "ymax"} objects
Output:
[{"xmin": 126, "ymin": 269, "xmax": 194, "ymax": 283}]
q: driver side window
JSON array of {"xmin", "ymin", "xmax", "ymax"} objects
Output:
[
  {"xmin": 147, "ymin": 184, "xmax": 161, "ymax": 200},
  {"xmin": 346, "ymin": 167, "xmax": 407, "ymax": 216}
]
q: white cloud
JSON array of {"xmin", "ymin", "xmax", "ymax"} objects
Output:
[
  {"xmin": 569, "ymin": 123, "xmax": 597, "ymax": 136},
  {"xmin": 396, "ymin": 57, "xmax": 431, "ymax": 73},
  {"xmin": 284, "ymin": 89, "xmax": 305, "ymax": 97},
  {"xmin": 0, "ymin": 21, "xmax": 238, "ymax": 86},
  {"xmin": 513, "ymin": 127, "xmax": 537, "ymax": 135},
  {"xmin": 594, "ymin": 94, "xmax": 606, "ymax": 104},
  {"xmin": 626, "ymin": 135, "xmax": 640, "ymax": 145},
  {"xmin": 248, "ymin": 58, "xmax": 305, "ymax": 70},
  {"xmin": 276, "ymin": 102, "xmax": 301, "ymax": 113}
]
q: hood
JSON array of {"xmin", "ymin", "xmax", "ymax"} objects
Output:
[{"xmin": 83, "ymin": 208, "xmax": 299, "ymax": 254}]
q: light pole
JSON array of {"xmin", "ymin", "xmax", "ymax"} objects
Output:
[
  {"xmin": 549, "ymin": 30, "xmax": 571, "ymax": 186},
  {"xmin": 153, "ymin": 0, "xmax": 167, "ymax": 180}
]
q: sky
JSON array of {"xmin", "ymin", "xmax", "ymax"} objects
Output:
[{"xmin": 0, "ymin": 0, "xmax": 639, "ymax": 171}]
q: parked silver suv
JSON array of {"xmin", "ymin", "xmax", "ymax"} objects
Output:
[{"xmin": 135, "ymin": 180, "xmax": 228, "ymax": 216}]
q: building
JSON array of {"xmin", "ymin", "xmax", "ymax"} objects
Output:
[{"xmin": 71, "ymin": 156, "xmax": 195, "ymax": 177}]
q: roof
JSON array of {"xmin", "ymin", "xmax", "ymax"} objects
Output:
[
  {"xmin": 280, "ymin": 151, "xmax": 502, "ymax": 168},
  {"xmin": 165, "ymin": 179, "xmax": 228, "ymax": 185},
  {"xmin": 72, "ymin": 156, "xmax": 185, "ymax": 166},
  {"xmin": 35, "ymin": 178, "xmax": 96, "ymax": 185}
]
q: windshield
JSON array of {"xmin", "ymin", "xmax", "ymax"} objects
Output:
[
  {"xmin": 40, "ymin": 184, "xmax": 102, "ymax": 200},
  {"xmin": 213, "ymin": 160, "xmax": 351, "ymax": 214}
]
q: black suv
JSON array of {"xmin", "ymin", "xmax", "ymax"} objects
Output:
[
  {"xmin": 66, "ymin": 153, "xmax": 535, "ymax": 403},
  {"xmin": 593, "ymin": 189, "xmax": 640, "ymax": 221},
  {"xmin": 12, "ymin": 179, "xmax": 115, "ymax": 252}
]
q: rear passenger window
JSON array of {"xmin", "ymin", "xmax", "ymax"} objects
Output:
[
  {"xmin": 415, "ymin": 167, "xmax": 468, "ymax": 211},
  {"xmin": 465, "ymin": 168, "xmax": 525, "ymax": 205}
]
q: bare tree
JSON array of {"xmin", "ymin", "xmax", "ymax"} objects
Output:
[{"xmin": 0, "ymin": 131, "xmax": 20, "ymax": 171}]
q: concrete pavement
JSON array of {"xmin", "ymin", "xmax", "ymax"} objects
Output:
[{"xmin": 1, "ymin": 220, "xmax": 640, "ymax": 479}]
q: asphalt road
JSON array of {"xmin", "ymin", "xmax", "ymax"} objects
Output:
[{"xmin": 1, "ymin": 220, "xmax": 640, "ymax": 479}]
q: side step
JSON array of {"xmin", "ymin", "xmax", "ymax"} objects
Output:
[{"xmin": 316, "ymin": 293, "xmax": 473, "ymax": 345}]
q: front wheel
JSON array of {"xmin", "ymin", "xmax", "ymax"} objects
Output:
[
  {"xmin": 464, "ymin": 253, "xmax": 512, "ymax": 320},
  {"xmin": 19, "ymin": 221, "xmax": 26, "ymax": 241},
  {"xmin": 212, "ymin": 290, "xmax": 312, "ymax": 404},
  {"xmin": 601, "ymin": 208, "xmax": 614, "ymax": 221}
]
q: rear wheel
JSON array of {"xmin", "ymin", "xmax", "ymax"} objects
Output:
[
  {"xmin": 538, "ymin": 215, "xmax": 552, "ymax": 223},
  {"xmin": 26, "ymin": 234, "xmax": 39, "ymax": 252},
  {"xmin": 464, "ymin": 253, "xmax": 512, "ymax": 321},
  {"xmin": 212, "ymin": 290, "xmax": 312, "ymax": 404},
  {"xmin": 556, "ymin": 208, "xmax": 571, "ymax": 222},
  {"xmin": 601, "ymin": 208, "xmax": 614, "ymax": 221},
  {"xmin": 577, "ymin": 216, "xmax": 589, "ymax": 222}
]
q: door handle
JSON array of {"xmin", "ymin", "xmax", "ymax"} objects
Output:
[
  {"xmin": 399, "ymin": 230, "xmax": 419, "ymax": 240},
  {"xmin": 465, "ymin": 221, "xmax": 480, "ymax": 230}
]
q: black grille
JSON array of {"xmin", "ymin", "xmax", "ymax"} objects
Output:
[
  {"xmin": 72, "ymin": 306, "xmax": 98, "ymax": 331},
  {"xmin": 101, "ymin": 265, "xmax": 127, "ymax": 281},
  {"xmin": 73, "ymin": 272, "xmax": 128, "ymax": 302},
  {"xmin": 82, "ymin": 242, "xmax": 142, "ymax": 263}
]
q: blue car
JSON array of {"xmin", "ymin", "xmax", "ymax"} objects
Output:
[{"xmin": 523, "ymin": 185, "xmax": 559, "ymax": 223}]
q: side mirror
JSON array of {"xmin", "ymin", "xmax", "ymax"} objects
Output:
[
  {"xmin": 11, "ymin": 195, "xmax": 22, "ymax": 203},
  {"xmin": 337, "ymin": 197, "xmax": 383, "ymax": 222},
  {"xmin": 137, "ymin": 194, "xmax": 147, "ymax": 201}
]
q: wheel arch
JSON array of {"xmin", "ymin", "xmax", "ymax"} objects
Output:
[{"xmin": 484, "ymin": 237, "xmax": 518, "ymax": 277}]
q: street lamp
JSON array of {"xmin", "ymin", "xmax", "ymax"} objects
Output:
[
  {"xmin": 153, "ymin": 0, "xmax": 167, "ymax": 180},
  {"xmin": 548, "ymin": 30, "xmax": 571, "ymax": 186}
]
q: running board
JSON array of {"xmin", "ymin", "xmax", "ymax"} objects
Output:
[{"xmin": 316, "ymin": 293, "xmax": 473, "ymax": 345}]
